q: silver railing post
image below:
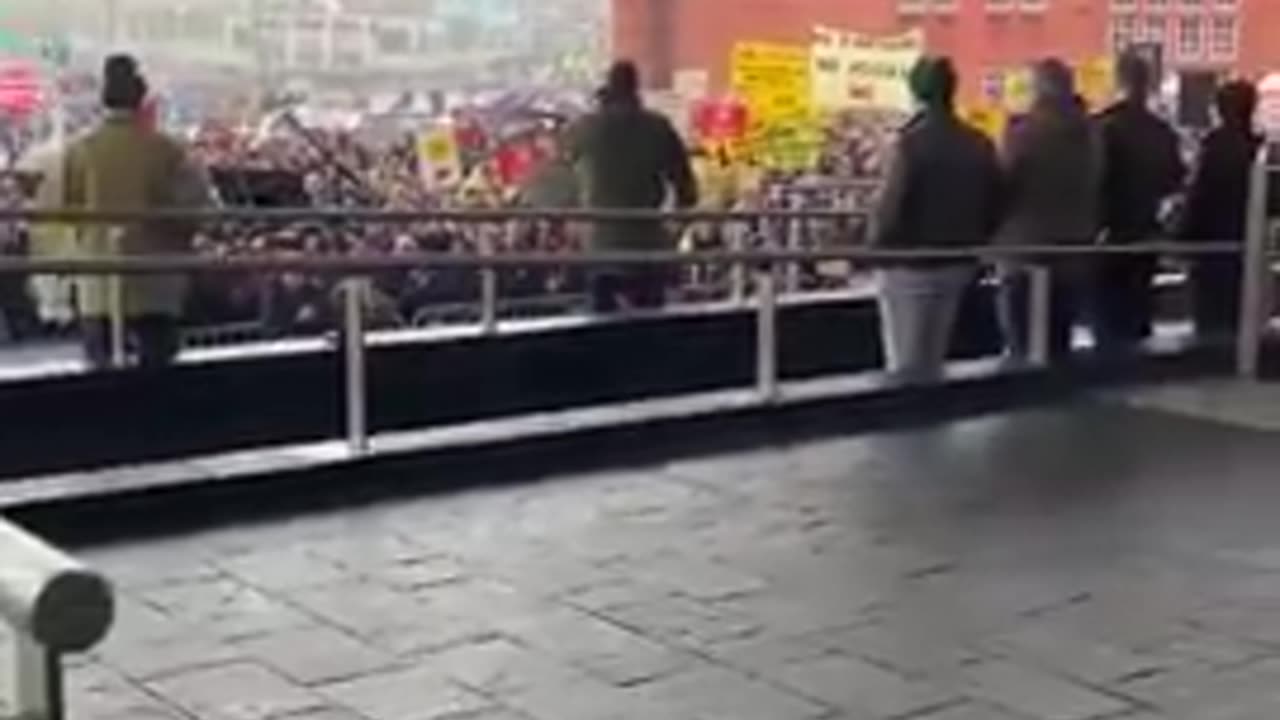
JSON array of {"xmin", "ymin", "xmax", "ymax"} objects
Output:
[
  {"xmin": 1237, "ymin": 146, "xmax": 1271, "ymax": 379},
  {"xmin": 9, "ymin": 632, "xmax": 63, "ymax": 720},
  {"xmin": 480, "ymin": 227, "xmax": 500, "ymax": 335},
  {"xmin": 785, "ymin": 195, "xmax": 803, "ymax": 295},
  {"xmin": 730, "ymin": 220, "xmax": 750, "ymax": 306},
  {"xmin": 756, "ymin": 263, "xmax": 779, "ymax": 404},
  {"xmin": 343, "ymin": 277, "xmax": 368, "ymax": 453},
  {"xmin": 107, "ymin": 226, "xmax": 127, "ymax": 368},
  {"xmin": 1028, "ymin": 264, "xmax": 1052, "ymax": 367}
]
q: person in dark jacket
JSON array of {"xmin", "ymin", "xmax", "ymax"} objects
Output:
[
  {"xmin": 871, "ymin": 56, "xmax": 1003, "ymax": 384},
  {"xmin": 995, "ymin": 59, "xmax": 1103, "ymax": 363},
  {"xmin": 569, "ymin": 61, "xmax": 698, "ymax": 312},
  {"xmin": 1093, "ymin": 52, "xmax": 1185, "ymax": 355},
  {"xmin": 1178, "ymin": 80, "xmax": 1262, "ymax": 342}
]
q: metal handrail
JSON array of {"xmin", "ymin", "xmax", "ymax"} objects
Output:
[{"xmin": 0, "ymin": 242, "xmax": 1248, "ymax": 276}]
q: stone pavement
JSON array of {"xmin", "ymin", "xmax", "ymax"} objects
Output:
[{"xmin": 36, "ymin": 394, "xmax": 1280, "ymax": 720}]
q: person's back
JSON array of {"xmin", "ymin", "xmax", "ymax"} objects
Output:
[
  {"xmin": 1091, "ymin": 52, "xmax": 1185, "ymax": 354},
  {"xmin": 575, "ymin": 104, "xmax": 693, "ymax": 214},
  {"xmin": 571, "ymin": 61, "xmax": 697, "ymax": 313},
  {"xmin": 56, "ymin": 55, "xmax": 210, "ymax": 368},
  {"xmin": 873, "ymin": 111, "xmax": 1002, "ymax": 254},
  {"xmin": 1097, "ymin": 100, "xmax": 1184, "ymax": 244},
  {"xmin": 1000, "ymin": 99, "xmax": 1101, "ymax": 246},
  {"xmin": 870, "ymin": 57, "xmax": 1000, "ymax": 385}
]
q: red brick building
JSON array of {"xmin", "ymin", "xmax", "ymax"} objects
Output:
[{"xmin": 613, "ymin": 0, "xmax": 1276, "ymax": 100}]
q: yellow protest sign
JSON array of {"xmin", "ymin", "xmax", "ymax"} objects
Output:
[
  {"xmin": 811, "ymin": 27, "xmax": 923, "ymax": 113},
  {"xmin": 1075, "ymin": 57, "xmax": 1115, "ymax": 110},
  {"xmin": 959, "ymin": 104, "xmax": 1007, "ymax": 143},
  {"xmin": 1003, "ymin": 67, "xmax": 1033, "ymax": 114},
  {"xmin": 731, "ymin": 42, "xmax": 811, "ymax": 123},
  {"xmin": 418, "ymin": 127, "xmax": 461, "ymax": 185}
]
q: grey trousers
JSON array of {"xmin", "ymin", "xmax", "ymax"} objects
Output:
[{"xmin": 875, "ymin": 266, "xmax": 973, "ymax": 384}]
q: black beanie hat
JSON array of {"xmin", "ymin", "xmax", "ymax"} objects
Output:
[{"xmin": 102, "ymin": 54, "xmax": 147, "ymax": 110}]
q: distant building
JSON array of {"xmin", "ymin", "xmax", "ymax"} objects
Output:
[
  {"xmin": 613, "ymin": 0, "xmax": 1271, "ymax": 100},
  {"xmin": 0, "ymin": 0, "xmax": 604, "ymax": 89}
]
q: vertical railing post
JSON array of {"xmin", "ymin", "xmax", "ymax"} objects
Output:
[
  {"xmin": 756, "ymin": 263, "xmax": 779, "ymax": 404},
  {"xmin": 107, "ymin": 226, "xmax": 127, "ymax": 369},
  {"xmin": 730, "ymin": 220, "xmax": 748, "ymax": 306},
  {"xmin": 10, "ymin": 631, "xmax": 63, "ymax": 720},
  {"xmin": 785, "ymin": 195, "xmax": 802, "ymax": 295},
  {"xmin": 343, "ymin": 277, "xmax": 368, "ymax": 454},
  {"xmin": 1237, "ymin": 146, "xmax": 1271, "ymax": 379},
  {"xmin": 1028, "ymin": 264, "xmax": 1052, "ymax": 367},
  {"xmin": 480, "ymin": 226, "xmax": 499, "ymax": 335}
]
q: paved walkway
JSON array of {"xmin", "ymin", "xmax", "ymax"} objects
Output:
[{"xmin": 27, "ymin": 388, "xmax": 1280, "ymax": 720}]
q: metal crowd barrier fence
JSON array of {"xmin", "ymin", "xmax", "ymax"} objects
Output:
[{"xmin": 0, "ymin": 167, "xmax": 1274, "ymax": 455}]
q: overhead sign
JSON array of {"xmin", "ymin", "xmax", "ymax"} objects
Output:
[{"xmin": 810, "ymin": 27, "xmax": 923, "ymax": 113}]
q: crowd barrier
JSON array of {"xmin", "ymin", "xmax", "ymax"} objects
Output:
[{"xmin": 0, "ymin": 151, "xmax": 1274, "ymax": 455}]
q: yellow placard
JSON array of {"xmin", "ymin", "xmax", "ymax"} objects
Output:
[
  {"xmin": 959, "ymin": 104, "xmax": 1008, "ymax": 143},
  {"xmin": 731, "ymin": 42, "xmax": 812, "ymax": 124},
  {"xmin": 810, "ymin": 27, "xmax": 924, "ymax": 113},
  {"xmin": 1075, "ymin": 57, "xmax": 1115, "ymax": 111},
  {"xmin": 418, "ymin": 127, "xmax": 461, "ymax": 185},
  {"xmin": 1003, "ymin": 67, "xmax": 1033, "ymax": 114}
]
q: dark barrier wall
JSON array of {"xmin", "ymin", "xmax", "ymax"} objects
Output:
[{"xmin": 0, "ymin": 291, "xmax": 1000, "ymax": 479}]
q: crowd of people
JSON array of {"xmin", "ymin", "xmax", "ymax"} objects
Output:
[
  {"xmin": 868, "ymin": 52, "xmax": 1259, "ymax": 383},
  {"xmin": 0, "ymin": 63, "xmax": 895, "ymax": 349},
  {"xmin": 1, "ymin": 48, "xmax": 1257, "ymax": 377}
]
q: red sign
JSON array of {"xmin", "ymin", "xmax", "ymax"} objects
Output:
[
  {"xmin": 692, "ymin": 99, "xmax": 748, "ymax": 142},
  {"xmin": 0, "ymin": 62, "xmax": 41, "ymax": 116}
]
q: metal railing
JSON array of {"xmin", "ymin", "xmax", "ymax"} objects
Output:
[
  {"xmin": 0, "ymin": 520, "xmax": 114, "ymax": 720},
  {"xmin": 0, "ymin": 149, "xmax": 1275, "ymax": 454}
]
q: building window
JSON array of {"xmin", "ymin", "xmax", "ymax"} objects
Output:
[
  {"xmin": 1143, "ymin": 15, "xmax": 1167, "ymax": 45},
  {"xmin": 1177, "ymin": 15, "xmax": 1202, "ymax": 59},
  {"xmin": 1111, "ymin": 14, "xmax": 1139, "ymax": 52},
  {"xmin": 1111, "ymin": 0, "xmax": 1137, "ymax": 10},
  {"xmin": 1019, "ymin": 0, "xmax": 1049, "ymax": 12},
  {"xmin": 1178, "ymin": 0, "xmax": 1203, "ymax": 8},
  {"xmin": 987, "ymin": 0, "xmax": 1015, "ymax": 11},
  {"xmin": 1209, "ymin": 15, "xmax": 1237, "ymax": 58},
  {"xmin": 931, "ymin": 0, "xmax": 958, "ymax": 12},
  {"xmin": 1146, "ymin": 0, "xmax": 1170, "ymax": 10},
  {"xmin": 898, "ymin": 0, "xmax": 929, "ymax": 15}
]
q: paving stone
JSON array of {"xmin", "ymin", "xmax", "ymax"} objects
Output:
[
  {"xmin": 635, "ymin": 664, "xmax": 828, "ymax": 720},
  {"xmin": 1117, "ymin": 658, "xmax": 1280, "ymax": 718},
  {"xmin": 217, "ymin": 547, "xmax": 355, "ymax": 592},
  {"xmin": 98, "ymin": 631, "xmax": 248, "ymax": 682},
  {"xmin": 962, "ymin": 660, "xmax": 1135, "ymax": 720},
  {"xmin": 433, "ymin": 637, "xmax": 582, "ymax": 697},
  {"xmin": 598, "ymin": 593, "xmax": 762, "ymax": 647},
  {"xmin": 66, "ymin": 662, "xmax": 182, "ymax": 720},
  {"xmin": 773, "ymin": 652, "xmax": 956, "ymax": 718},
  {"xmin": 138, "ymin": 578, "xmax": 314, "ymax": 641},
  {"xmin": 493, "ymin": 605, "xmax": 692, "ymax": 686},
  {"xmin": 233, "ymin": 625, "xmax": 397, "ymax": 685},
  {"xmin": 146, "ymin": 661, "xmax": 324, "ymax": 720},
  {"xmin": 317, "ymin": 666, "xmax": 494, "ymax": 720},
  {"xmin": 985, "ymin": 622, "xmax": 1169, "ymax": 685}
]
